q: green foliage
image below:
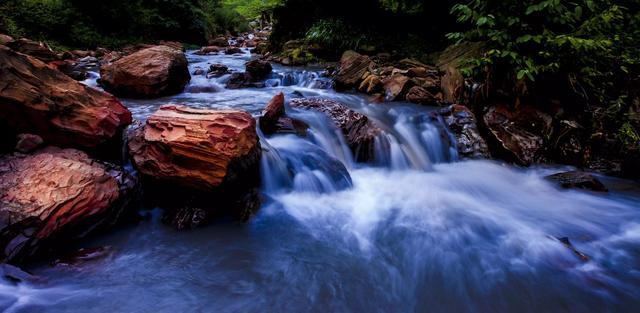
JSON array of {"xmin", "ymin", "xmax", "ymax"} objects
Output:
[
  {"xmin": 223, "ymin": 0, "xmax": 284, "ymax": 19},
  {"xmin": 305, "ymin": 19, "xmax": 368, "ymax": 53}
]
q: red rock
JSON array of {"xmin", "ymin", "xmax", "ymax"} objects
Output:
[
  {"xmin": 225, "ymin": 47, "xmax": 243, "ymax": 55},
  {"xmin": 208, "ymin": 37, "xmax": 229, "ymax": 47},
  {"xmin": 259, "ymin": 93, "xmax": 286, "ymax": 134},
  {"xmin": 405, "ymin": 86, "xmax": 436, "ymax": 105},
  {"xmin": 194, "ymin": 46, "xmax": 220, "ymax": 55},
  {"xmin": 358, "ymin": 75, "xmax": 383, "ymax": 94},
  {"xmin": 6, "ymin": 38, "xmax": 59, "ymax": 62},
  {"xmin": 159, "ymin": 41, "xmax": 184, "ymax": 52},
  {"xmin": 290, "ymin": 98, "xmax": 381, "ymax": 161},
  {"xmin": 383, "ymin": 74, "xmax": 413, "ymax": 101},
  {"xmin": 0, "ymin": 148, "xmax": 136, "ymax": 263},
  {"xmin": 335, "ymin": 50, "xmax": 373, "ymax": 90},
  {"xmin": 15, "ymin": 134, "xmax": 43, "ymax": 153},
  {"xmin": 100, "ymin": 45, "xmax": 190, "ymax": 98},
  {"xmin": 128, "ymin": 105, "xmax": 260, "ymax": 191},
  {"xmin": 0, "ymin": 46, "xmax": 132, "ymax": 150}
]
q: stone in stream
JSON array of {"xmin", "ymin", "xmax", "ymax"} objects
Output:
[
  {"xmin": 226, "ymin": 60, "xmax": 272, "ymax": 89},
  {"xmin": 0, "ymin": 45, "xmax": 132, "ymax": 152},
  {"xmin": 127, "ymin": 105, "xmax": 262, "ymax": 228},
  {"xmin": 245, "ymin": 60, "xmax": 272, "ymax": 79},
  {"xmin": 545, "ymin": 171, "xmax": 608, "ymax": 192},
  {"xmin": 433, "ymin": 104, "xmax": 490, "ymax": 159},
  {"xmin": 224, "ymin": 47, "xmax": 243, "ymax": 55},
  {"xmin": 0, "ymin": 148, "xmax": 137, "ymax": 264},
  {"xmin": 207, "ymin": 63, "xmax": 230, "ymax": 78},
  {"xmin": 290, "ymin": 98, "xmax": 382, "ymax": 162},
  {"xmin": 259, "ymin": 93, "xmax": 309, "ymax": 136},
  {"xmin": 194, "ymin": 46, "xmax": 220, "ymax": 55},
  {"xmin": 100, "ymin": 45, "xmax": 190, "ymax": 98},
  {"xmin": 334, "ymin": 50, "xmax": 373, "ymax": 90}
]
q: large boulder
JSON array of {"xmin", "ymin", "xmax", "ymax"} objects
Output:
[
  {"xmin": 245, "ymin": 60, "xmax": 272, "ymax": 80},
  {"xmin": 434, "ymin": 105, "xmax": 490, "ymax": 159},
  {"xmin": 290, "ymin": 98, "xmax": 382, "ymax": 161},
  {"xmin": 0, "ymin": 148, "xmax": 137, "ymax": 263},
  {"xmin": 334, "ymin": 51, "xmax": 373, "ymax": 90},
  {"xmin": 6, "ymin": 38, "xmax": 59, "ymax": 62},
  {"xmin": 127, "ymin": 105, "xmax": 261, "ymax": 227},
  {"xmin": 0, "ymin": 46, "xmax": 132, "ymax": 151},
  {"xmin": 100, "ymin": 45, "xmax": 190, "ymax": 98},
  {"xmin": 483, "ymin": 104, "xmax": 551, "ymax": 165}
]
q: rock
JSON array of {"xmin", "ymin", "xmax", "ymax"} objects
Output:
[
  {"xmin": 127, "ymin": 105, "xmax": 261, "ymax": 223},
  {"xmin": 15, "ymin": 134, "xmax": 43, "ymax": 153},
  {"xmin": 383, "ymin": 74, "xmax": 413, "ymax": 101},
  {"xmin": 6, "ymin": 38, "xmax": 59, "ymax": 62},
  {"xmin": 208, "ymin": 37, "xmax": 229, "ymax": 47},
  {"xmin": 398, "ymin": 58, "xmax": 432, "ymax": 70},
  {"xmin": 437, "ymin": 42, "xmax": 484, "ymax": 103},
  {"xmin": 0, "ymin": 148, "xmax": 137, "ymax": 263},
  {"xmin": 407, "ymin": 67, "xmax": 429, "ymax": 78},
  {"xmin": 0, "ymin": 46, "xmax": 132, "ymax": 150},
  {"xmin": 53, "ymin": 246, "xmax": 113, "ymax": 267},
  {"xmin": 226, "ymin": 73, "xmax": 266, "ymax": 89},
  {"xmin": 358, "ymin": 75, "xmax": 383, "ymax": 94},
  {"xmin": 259, "ymin": 93, "xmax": 286, "ymax": 134},
  {"xmin": 335, "ymin": 50, "xmax": 373, "ymax": 90},
  {"xmin": 193, "ymin": 68, "xmax": 206, "ymax": 76},
  {"xmin": 545, "ymin": 171, "xmax": 608, "ymax": 192},
  {"xmin": 100, "ymin": 45, "xmax": 190, "ymax": 98},
  {"xmin": 0, "ymin": 34, "xmax": 13, "ymax": 45},
  {"xmin": 434, "ymin": 105, "xmax": 490, "ymax": 159},
  {"xmin": 100, "ymin": 51, "xmax": 122, "ymax": 65},
  {"xmin": 159, "ymin": 41, "xmax": 184, "ymax": 52},
  {"xmin": 290, "ymin": 98, "xmax": 382, "ymax": 161},
  {"xmin": 483, "ymin": 104, "xmax": 551, "ymax": 165},
  {"xmin": 225, "ymin": 47, "xmax": 243, "ymax": 55},
  {"xmin": 194, "ymin": 46, "xmax": 220, "ymax": 55},
  {"xmin": 0, "ymin": 263, "xmax": 40, "ymax": 283},
  {"xmin": 405, "ymin": 86, "xmax": 436, "ymax": 105},
  {"xmin": 70, "ymin": 50, "xmax": 93, "ymax": 58},
  {"xmin": 121, "ymin": 43, "xmax": 155, "ymax": 56},
  {"xmin": 50, "ymin": 60, "xmax": 88, "ymax": 81},
  {"xmin": 245, "ymin": 60, "xmax": 272, "ymax": 80},
  {"xmin": 207, "ymin": 64, "xmax": 229, "ymax": 78}
]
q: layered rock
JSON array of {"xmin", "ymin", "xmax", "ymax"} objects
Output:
[
  {"xmin": 406, "ymin": 86, "xmax": 436, "ymax": 105},
  {"xmin": 127, "ymin": 105, "xmax": 261, "ymax": 227},
  {"xmin": 100, "ymin": 45, "xmax": 190, "ymax": 98},
  {"xmin": 434, "ymin": 105, "xmax": 490, "ymax": 159},
  {"xmin": 290, "ymin": 98, "xmax": 381, "ymax": 161},
  {"xmin": 0, "ymin": 148, "xmax": 136, "ymax": 263},
  {"xmin": 6, "ymin": 38, "xmax": 59, "ymax": 62},
  {"xmin": 334, "ymin": 51, "xmax": 372, "ymax": 90},
  {"xmin": 0, "ymin": 46, "xmax": 132, "ymax": 150}
]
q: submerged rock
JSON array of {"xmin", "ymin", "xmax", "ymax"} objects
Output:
[
  {"xmin": 0, "ymin": 46, "xmax": 131, "ymax": 151},
  {"xmin": 0, "ymin": 148, "xmax": 137, "ymax": 263},
  {"xmin": 434, "ymin": 105, "xmax": 490, "ymax": 159},
  {"xmin": 127, "ymin": 105, "xmax": 262, "ymax": 225},
  {"xmin": 545, "ymin": 171, "xmax": 608, "ymax": 192},
  {"xmin": 290, "ymin": 98, "xmax": 382, "ymax": 161},
  {"xmin": 100, "ymin": 45, "xmax": 190, "ymax": 98}
]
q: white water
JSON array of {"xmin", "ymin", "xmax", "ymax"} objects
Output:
[{"xmin": 2, "ymin": 50, "xmax": 639, "ymax": 313}]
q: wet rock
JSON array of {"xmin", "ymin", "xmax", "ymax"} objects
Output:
[
  {"xmin": 194, "ymin": 46, "xmax": 220, "ymax": 55},
  {"xmin": 207, "ymin": 63, "xmax": 229, "ymax": 78},
  {"xmin": 290, "ymin": 98, "xmax": 382, "ymax": 161},
  {"xmin": 259, "ymin": 92, "xmax": 286, "ymax": 134},
  {"xmin": 208, "ymin": 37, "xmax": 229, "ymax": 47},
  {"xmin": 405, "ymin": 86, "xmax": 436, "ymax": 105},
  {"xmin": 50, "ymin": 59, "xmax": 89, "ymax": 81},
  {"xmin": 383, "ymin": 74, "xmax": 413, "ymax": 101},
  {"xmin": 0, "ymin": 148, "xmax": 137, "ymax": 263},
  {"xmin": 434, "ymin": 105, "xmax": 490, "ymax": 159},
  {"xmin": 483, "ymin": 104, "xmax": 551, "ymax": 165},
  {"xmin": 100, "ymin": 45, "xmax": 190, "ymax": 98},
  {"xmin": 545, "ymin": 171, "xmax": 608, "ymax": 192},
  {"xmin": 334, "ymin": 50, "xmax": 373, "ymax": 90},
  {"xmin": 0, "ymin": 46, "xmax": 132, "ymax": 150},
  {"xmin": 245, "ymin": 60, "xmax": 272, "ymax": 80},
  {"xmin": 15, "ymin": 134, "xmax": 43, "ymax": 153},
  {"xmin": 407, "ymin": 67, "xmax": 429, "ymax": 78},
  {"xmin": 0, "ymin": 263, "xmax": 40, "ymax": 283},
  {"xmin": 226, "ymin": 72, "xmax": 266, "ymax": 89},
  {"xmin": 225, "ymin": 47, "xmax": 243, "ymax": 55},
  {"xmin": 53, "ymin": 246, "xmax": 114, "ymax": 267},
  {"xmin": 127, "ymin": 105, "xmax": 262, "ymax": 224},
  {"xmin": 193, "ymin": 68, "xmax": 206, "ymax": 76},
  {"xmin": 165, "ymin": 207, "xmax": 209, "ymax": 230},
  {"xmin": 6, "ymin": 38, "xmax": 59, "ymax": 62},
  {"xmin": 358, "ymin": 75, "xmax": 383, "ymax": 94}
]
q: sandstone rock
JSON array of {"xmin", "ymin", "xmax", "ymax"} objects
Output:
[
  {"xmin": 405, "ymin": 86, "xmax": 436, "ymax": 105},
  {"xmin": 0, "ymin": 46, "xmax": 131, "ymax": 150},
  {"xmin": 335, "ymin": 50, "xmax": 373, "ymax": 90},
  {"xmin": 290, "ymin": 98, "xmax": 381, "ymax": 161},
  {"xmin": 358, "ymin": 75, "xmax": 383, "ymax": 94},
  {"xmin": 407, "ymin": 67, "xmax": 429, "ymax": 78},
  {"xmin": 127, "ymin": 106, "xmax": 261, "ymax": 223},
  {"xmin": 100, "ymin": 51, "xmax": 122, "ymax": 65},
  {"xmin": 259, "ymin": 93, "xmax": 286, "ymax": 134},
  {"xmin": 434, "ymin": 105, "xmax": 490, "ymax": 159},
  {"xmin": 6, "ymin": 38, "xmax": 59, "ymax": 62},
  {"xmin": 159, "ymin": 41, "xmax": 184, "ymax": 52},
  {"xmin": 15, "ymin": 134, "xmax": 43, "ymax": 153},
  {"xmin": 545, "ymin": 171, "xmax": 608, "ymax": 192},
  {"xmin": 483, "ymin": 104, "xmax": 551, "ymax": 165},
  {"xmin": 100, "ymin": 45, "xmax": 190, "ymax": 98},
  {"xmin": 245, "ymin": 60, "xmax": 272, "ymax": 80},
  {"xmin": 0, "ymin": 148, "xmax": 136, "ymax": 263},
  {"xmin": 194, "ymin": 46, "xmax": 220, "ymax": 55},
  {"xmin": 383, "ymin": 74, "xmax": 413, "ymax": 101}
]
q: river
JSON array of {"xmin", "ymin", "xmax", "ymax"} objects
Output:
[{"xmin": 1, "ymin": 49, "xmax": 639, "ymax": 313}]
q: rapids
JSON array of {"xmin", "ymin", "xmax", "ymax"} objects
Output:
[{"xmin": 2, "ymin": 49, "xmax": 639, "ymax": 313}]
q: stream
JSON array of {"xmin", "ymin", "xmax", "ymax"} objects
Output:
[{"xmin": 1, "ymin": 49, "xmax": 639, "ymax": 313}]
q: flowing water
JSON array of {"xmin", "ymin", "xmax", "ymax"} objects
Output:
[{"xmin": 2, "ymin": 49, "xmax": 640, "ymax": 313}]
